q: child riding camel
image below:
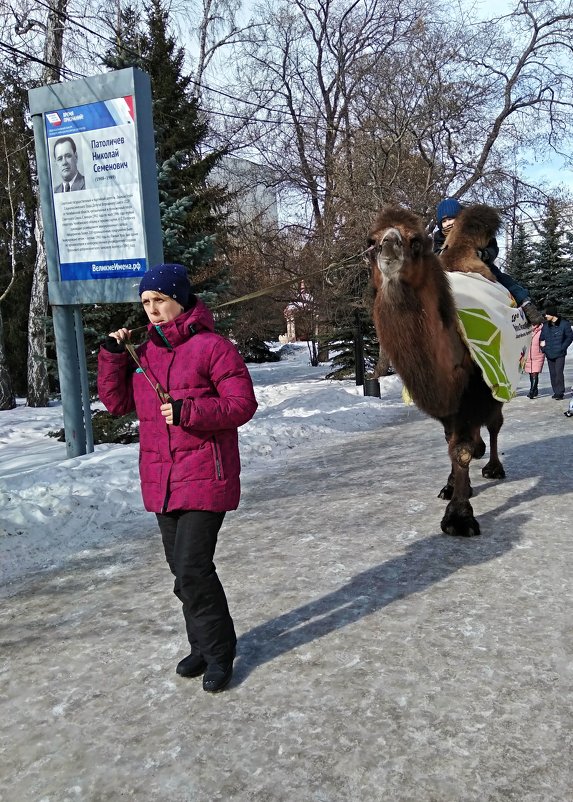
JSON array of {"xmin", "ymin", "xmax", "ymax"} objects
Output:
[{"xmin": 433, "ymin": 198, "xmax": 545, "ymax": 326}]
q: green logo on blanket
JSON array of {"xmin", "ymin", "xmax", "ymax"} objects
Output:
[{"xmin": 457, "ymin": 308, "xmax": 513, "ymax": 402}]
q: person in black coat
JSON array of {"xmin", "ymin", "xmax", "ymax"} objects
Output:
[
  {"xmin": 433, "ymin": 198, "xmax": 545, "ymax": 325},
  {"xmin": 539, "ymin": 304, "xmax": 573, "ymax": 399}
]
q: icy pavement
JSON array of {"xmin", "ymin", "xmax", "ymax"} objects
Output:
[{"xmin": 1, "ymin": 366, "xmax": 573, "ymax": 801}]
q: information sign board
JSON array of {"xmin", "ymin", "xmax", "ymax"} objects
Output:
[{"xmin": 29, "ymin": 68, "xmax": 163, "ymax": 304}]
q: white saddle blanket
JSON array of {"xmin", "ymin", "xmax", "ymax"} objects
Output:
[{"xmin": 447, "ymin": 272, "xmax": 533, "ymax": 403}]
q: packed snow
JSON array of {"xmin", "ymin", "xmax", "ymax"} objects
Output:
[{"xmin": 0, "ymin": 344, "xmax": 409, "ymax": 594}]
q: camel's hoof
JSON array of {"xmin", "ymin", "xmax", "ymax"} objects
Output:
[
  {"xmin": 482, "ymin": 461, "xmax": 505, "ymax": 479},
  {"xmin": 441, "ymin": 502, "xmax": 480, "ymax": 537},
  {"xmin": 441, "ymin": 516, "xmax": 480, "ymax": 537}
]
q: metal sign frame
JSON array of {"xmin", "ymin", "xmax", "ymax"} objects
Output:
[
  {"xmin": 29, "ymin": 67, "xmax": 163, "ymax": 305},
  {"xmin": 28, "ymin": 69, "xmax": 163, "ymax": 458}
]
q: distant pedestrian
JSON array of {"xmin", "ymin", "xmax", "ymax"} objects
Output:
[
  {"xmin": 539, "ymin": 304, "xmax": 573, "ymax": 400},
  {"xmin": 98, "ymin": 263, "xmax": 258, "ymax": 693},
  {"xmin": 525, "ymin": 324, "xmax": 545, "ymax": 399}
]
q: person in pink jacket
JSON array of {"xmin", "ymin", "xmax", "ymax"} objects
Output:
[
  {"xmin": 98, "ymin": 263, "xmax": 257, "ymax": 692},
  {"xmin": 525, "ymin": 324, "xmax": 545, "ymax": 399}
]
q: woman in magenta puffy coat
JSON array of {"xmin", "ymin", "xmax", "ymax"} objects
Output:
[
  {"xmin": 525, "ymin": 324, "xmax": 545, "ymax": 399},
  {"xmin": 98, "ymin": 263, "xmax": 257, "ymax": 693}
]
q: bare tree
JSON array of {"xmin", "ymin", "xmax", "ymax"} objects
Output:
[
  {"xmin": 233, "ymin": 0, "xmax": 425, "ymax": 237},
  {"xmin": 0, "ymin": 117, "xmax": 17, "ymax": 409},
  {"xmin": 7, "ymin": 0, "xmax": 113, "ymax": 406},
  {"xmin": 455, "ymin": 1, "xmax": 573, "ymax": 200},
  {"xmin": 188, "ymin": 0, "xmax": 259, "ymax": 97},
  {"xmin": 220, "ymin": 221, "xmax": 292, "ymax": 343},
  {"xmin": 225, "ymin": 0, "xmax": 573, "ymax": 239},
  {"xmin": 222, "ymin": 0, "xmax": 428, "ymax": 372},
  {"xmin": 19, "ymin": 0, "xmax": 68, "ymax": 406},
  {"xmin": 349, "ymin": 1, "xmax": 573, "ymax": 221}
]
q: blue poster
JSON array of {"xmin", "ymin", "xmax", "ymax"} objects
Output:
[{"xmin": 46, "ymin": 96, "xmax": 147, "ymax": 281}]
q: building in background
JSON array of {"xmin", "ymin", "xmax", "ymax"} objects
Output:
[{"xmin": 211, "ymin": 156, "xmax": 278, "ymax": 226}]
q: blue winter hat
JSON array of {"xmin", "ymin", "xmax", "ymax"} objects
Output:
[
  {"xmin": 437, "ymin": 198, "xmax": 463, "ymax": 224},
  {"xmin": 138, "ymin": 263, "xmax": 192, "ymax": 307}
]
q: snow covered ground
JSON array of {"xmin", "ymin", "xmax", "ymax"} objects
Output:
[
  {"xmin": 0, "ymin": 343, "xmax": 407, "ymax": 594},
  {"xmin": 2, "ymin": 342, "xmax": 573, "ymax": 801}
]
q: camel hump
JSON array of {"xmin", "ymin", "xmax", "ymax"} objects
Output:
[
  {"xmin": 454, "ymin": 204, "xmax": 501, "ymax": 242},
  {"xmin": 369, "ymin": 206, "xmax": 426, "ymax": 240}
]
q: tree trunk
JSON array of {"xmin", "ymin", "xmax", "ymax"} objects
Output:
[
  {"xmin": 27, "ymin": 208, "xmax": 50, "ymax": 407},
  {"xmin": 26, "ymin": 0, "xmax": 67, "ymax": 406},
  {"xmin": 0, "ymin": 307, "xmax": 16, "ymax": 410}
]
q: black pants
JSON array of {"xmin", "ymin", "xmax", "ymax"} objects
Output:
[
  {"xmin": 156, "ymin": 509, "xmax": 236, "ymax": 664},
  {"xmin": 547, "ymin": 356, "xmax": 566, "ymax": 397}
]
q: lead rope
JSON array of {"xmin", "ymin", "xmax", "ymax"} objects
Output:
[
  {"xmin": 127, "ymin": 246, "xmax": 375, "ymax": 335},
  {"xmin": 123, "ymin": 341, "xmax": 174, "ymax": 404},
  {"xmin": 215, "ymin": 246, "xmax": 375, "ymax": 308},
  {"xmin": 121, "ymin": 246, "xmax": 375, "ymax": 390}
]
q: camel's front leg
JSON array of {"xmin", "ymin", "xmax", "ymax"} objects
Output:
[
  {"xmin": 441, "ymin": 436, "xmax": 480, "ymax": 537},
  {"xmin": 482, "ymin": 404, "xmax": 505, "ymax": 479},
  {"xmin": 438, "ymin": 429, "xmax": 456, "ymax": 500},
  {"xmin": 438, "ymin": 427, "xmax": 481, "ymax": 499}
]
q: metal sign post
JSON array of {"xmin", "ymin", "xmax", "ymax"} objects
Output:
[{"xmin": 29, "ymin": 68, "xmax": 163, "ymax": 457}]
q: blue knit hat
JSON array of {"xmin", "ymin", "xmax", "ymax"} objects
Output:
[
  {"xmin": 437, "ymin": 198, "xmax": 463, "ymax": 224},
  {"xmin": 139, "ymin": 263, "xmax": 192, "ymax": 307}
]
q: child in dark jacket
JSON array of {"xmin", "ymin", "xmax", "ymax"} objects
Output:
[{"xmin": 433, "ymin": 198, "xmax": 545, "ymax": 325}]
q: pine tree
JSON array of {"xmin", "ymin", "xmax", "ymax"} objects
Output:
[
  {"xmin": 97, "ymin": 5, "xmax": 230, "ymax": 311},
  {"xmin": 326, "ymin": 307, "xmax": 379, "ymax": 381},
  {"xmin": 559, "ymin": 227, "xmax": 573, "ymax": 320},
  {"xmin": 103, "ymin": 5, "xmax": 146, "ymax": 72},
  {"xmin": 531, "ymin": 199, "xmax": 572, "ymax": 315},
  {"xmin": 0, "ymin": 70, "xmax": 37, "ymax": 403},
  {"xmin": 100, "ymin": 0, "xmax": 229, "ymax": 299},
  {"xmin": 140, "ymin": 0, "xmax": 228, "ymax": 290},
  {"xmin": 85, "ymin": 0, "xmax": 231, "ymax": 428},
  {"xmin": 507, "ymin": 223, "xmax": 540, "ymax": 301}
]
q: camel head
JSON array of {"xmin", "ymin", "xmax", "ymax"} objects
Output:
[{"xmin": 368, "ymin": 207, "xmax": 434, "ymax": 291}]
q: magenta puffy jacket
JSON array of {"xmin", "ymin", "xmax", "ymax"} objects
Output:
[{"xmin": 97, "ymin": 300, "xmax": 257, "ymax": 513}]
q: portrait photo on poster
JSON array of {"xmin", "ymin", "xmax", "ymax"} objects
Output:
[{"xmin": 52, "ymin": 135, "xmax": 86, "ymax": 193}]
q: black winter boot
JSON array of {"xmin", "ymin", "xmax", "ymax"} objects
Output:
[
  {"xmin": 176, "ymin": 652, "xmax": 208, "ymax": 678},
  {"xmin": 203, "ymin": 660, "xmax": 234, "ymax": 692},
  {"xmin": 527, "ymin": 374, "xmax": 538, "ymax": 399}
]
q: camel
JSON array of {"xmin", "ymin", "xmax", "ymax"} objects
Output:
[
  {"xmin": 368, "ymin": 206, "xmax": 505, "ymax": 537},
  {"xmin": 370, "ymin": 204, "xmax": 501, "ymax": 379}
]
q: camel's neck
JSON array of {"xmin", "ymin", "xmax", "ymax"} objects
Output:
[{"xmin": 376, "ymin": 271, "xmax": 470, "ymax": 418}]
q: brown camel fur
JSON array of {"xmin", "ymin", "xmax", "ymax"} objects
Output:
[
  {"xmin": 368, "ymin": 206, "xmax": 505, "ymax": 537},
  {"xmin": 438, "ymin": 204, "xmax": 501, "ymax": 281}
]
